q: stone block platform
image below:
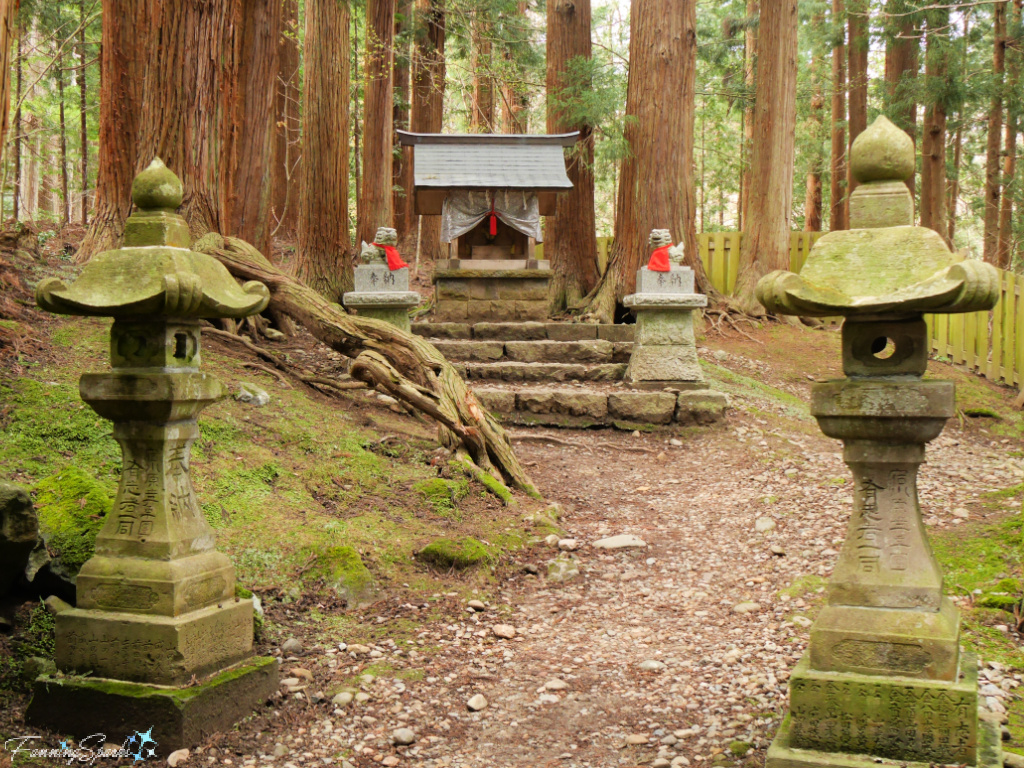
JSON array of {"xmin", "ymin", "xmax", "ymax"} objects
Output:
[{"xmin": 432, "ymin": 269, "xmax": 551, "ymax": 322}]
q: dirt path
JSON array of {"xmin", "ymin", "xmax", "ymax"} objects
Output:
[{"xmin": 230, "ymin": 336, "xmax": 1023, "ymax": 768}]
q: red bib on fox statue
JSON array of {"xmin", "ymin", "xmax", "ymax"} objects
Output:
[
  {"xmin": 373, "ymin": 243, "xmax": 409, "ymax": 270},
  {"xmin": 647, "ymin": 245, "xmax": 673, "ymax": 272}
]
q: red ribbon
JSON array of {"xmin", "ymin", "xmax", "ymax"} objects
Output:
[
  {"xmin": 372, "ymin": 243, "xmax": 408, "ymax": 270},
  {"xmin": 647, "ymin": 244, "xmax": 672, "ymax": 272},
  {"xmin": 488, "ymin": 208, "xmax": 498, "ymax": 236}
]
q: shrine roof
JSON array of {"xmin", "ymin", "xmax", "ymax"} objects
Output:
[{"xmin": 397, "ymin": 131, "xmax": 578, "ymax": 191}]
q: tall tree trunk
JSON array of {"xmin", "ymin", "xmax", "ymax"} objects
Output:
[
  {"xmin": 581, "ymin": 0, "xmax": 712, "ymax": 323},
  {"xmin": 273, "ymin": 0, "xmax": 301, "ymax": 236},
  {"xmin": 228, "ymin": 0, "xmax": 282, "ymax": 257},
  {"xmin": 547, "ymin": 0, "xmax": 600, "ymax": 313},
  {"xmin": 984, "ymin": 1, "xmax": 1007, "ymax": 263},
  {"xmin": 358, "ymin": 0, "xmax": 396, "ymax": 244},
  {"xmin": 393, "ymin": 0, "xmax": 414, "ymax": 250},
  {"xmin": 883, "ymin": 0, "xmax": 918, "ymax": 200},
  {"xmin": 79, "ymin": 0, "xmax": 88, "ymax": 225},
  {"xmin": 805, "ymin": 14, "xmax": 825, "ymax": 232},
  {"xmin": 947, "ymin": 116, "xmax": 964, "ymax": 243},
  {"xmin": 297, "ymin": 0, "xmax": 352, "ymax": 301},
  {"xmin": 997, "ymin": 0, "xmax": 1021, "ymax": 267},
  {"xmin": 352, "ymin": 15, "xmax": 362, "ymax": 229},
  {"xmin": 13, "ymin": 23, "xmax": 21, "ymax": 221},
  {"xmin": 829, "ymin": 0, "xmax": 848, "ymax": 230},
  {"xmin": 470, "ymin": 13, "xmax": 494, "ymax": 131},
  {"xmin": 76, "ymin": 0, "xmax": 151, "ymax": 262},
  {"xmin": 500, "ymin": 1, "xmax": 530, "ymax": 133},
  {"xmin": 846, "ymin": 0, "xmax": 868, "ymax": 200},
  {"xmin": 920, "ymin": 8, "xmax": 950, "ymax": 244},
  {"xmin": 734, "ymin": 0, "xmax": 799, "ymax": 312},
  {"xmin": 57, "ymin": 45, "xmax": 69, "ymax": 226},
  {"xmin": 0, "ymin": 0, "xmax": 14, "ymax": 179},
  {"xmin": 739, "ymin": 0, "xmax": 758, "ymax": 231},
  {"xmin": 410, "ymin": 0, "xmax": 446, "ymax": 265}
]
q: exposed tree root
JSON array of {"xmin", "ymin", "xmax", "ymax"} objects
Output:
[
  {"xmin": 703, "ymin": 308, "xmax": 766, "ymax": 345},
  {"xmin": 194, "ymin": 233, "xmax": 541, "ymax": 500}
]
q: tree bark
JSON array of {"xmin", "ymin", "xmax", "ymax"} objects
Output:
[
  {"xmin": 733, "ymin": 0, "xmax": 799, "ymax": 312},
  {"xmin": 297, "ymin": 0, "xmax": 352, "ymax": 301},
  {"xmin": 919, "ymin": 8, "xmax": 950, "ymax": 245},
  {"xmin": 57, "ymin": 44, "xmax": 70, "ymax": 226},
  {"xmin": 947, "ymin": 115, "xmax": 963, "ymax": 243},
  {"xmin": 580, "ymin": 0, "xmax": 712, "ymax": 323},
  {"xmin": 983, "ymin": 1, "xmax": 1007, "ymax": 263},
  {"xmin": 76, "ymin": 0, "xmax": 152, "ymax": 262},
  {"xmin": 410, "ymin": 0, "xmax": 446, "ymax": 265},
  {"xmin": 470, "ymin": 12, "xmax": 494, "ymax": 131},
  {"xmin": 829, "ymin": 0, "xmax": 848, "ymax": 230},
  {"xmin": 805, "ymin": 14, "xmax": 825, "ymax": 232},
  {"xmin": 739, "ymin": 0, "xmax": 758, "ymax": 231},
  {"xmin": 272, "ymin": 0, "xmax": 301, "ymax": 237},
  {"xmin": 500, "ymin": 1, "xmax": 530, "ymax": 134},
  {"xmin": 359, "ymin": 0, "xmax": 396, "ymax": 244},
  {"xmin": 846, "ymin": 0, "xmax": 868, "ymax": 200},
  {"xmin": 196, "ymin": 234, "xmax": 540, "ymax": 500},
  {"xmin": 13, "ymin": 23, "xmax": 20, "ymax": 221},
  {"xmin": 883, "ymin": 0, "xmax": 918, "ymax": 200},
  {"xmin": 79, "ymin": 0, "xmax": 89, "ymax": 225},
  {"xmin": 547, "ymin": 0, "xmax": 600, "ymax": 313},
  {"xmin": 997, "ymin": 0, "xmax": 1021, "ymax": 268},
  {"xmin": 0, "ymin": 0, "xmax": 14, "ymax": 177},
  {"xmin": 393, "ymin": 0, "xmax": 414, "ymax": 251}
]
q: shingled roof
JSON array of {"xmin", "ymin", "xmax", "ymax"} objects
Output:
[{"xmin": 397, "ymin": 131, "xmax": 578, "ymax": 191}]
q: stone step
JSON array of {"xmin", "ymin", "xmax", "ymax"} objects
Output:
[
  {"xmin": 433, "ymin": 339, "xmax": 632, "ymax": 365},
  {"xmin": 414, "ymin": 321, "xmax": 634, "ymax": 343},
  {"xmin": 456, "ymin": 362, "xmax": 628, "ymax": 383},
  {"xmin": 473, "ymin": 387, "xmax": 729, "ymax": 429}
]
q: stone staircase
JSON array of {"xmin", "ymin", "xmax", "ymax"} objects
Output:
[{"xmin": 413, "ymin": 321, "xmax": 728, "ymax": 429}]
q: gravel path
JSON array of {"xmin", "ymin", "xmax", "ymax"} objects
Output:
[{"xmin": 233, "ymin": 366, "xmax": 1023, "ymax": 768}]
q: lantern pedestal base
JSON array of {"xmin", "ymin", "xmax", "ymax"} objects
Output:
[{"xmin": 25, "ymin": 656, "xmax": 278, "ymax": 752}]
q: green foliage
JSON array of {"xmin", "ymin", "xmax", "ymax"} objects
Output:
[
  {"xmin": 0, "ymin": 604, "xmax": 56, "ymax": 694},
  {"xmin": 34, "ymin": 465, "xmax": 112, "ymax": 574}
]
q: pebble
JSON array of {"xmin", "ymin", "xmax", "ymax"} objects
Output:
[
  {"xmin": 280, "ymin": 638, "xmax": 303, "ymax": 655},
  {"xmin": 331, "ymin": 691, "xmax": 353, "ymax": 707},
  {"xmin": 593, "ymin": 534, "xmax": 647, "ymax": 550},
  {"xmin": 467, "ymin": 693, "xmax": 488, "ymax": 711},
  {"xmin": 953, "ymin": 507, "xmax": 970, "ymax": 518},
  {"xmin": 754, "ymin": 516, "xmax": 776, "ymax": 533},
  {"xmin": 669, "ymin": 438, "xmax": 683, "ymax": 446},
  {"xmin": 770, "ymin": 544, "xmax": 786, "ymax": 556},
  {"xmin": 544, "ymin": 534, "xmax": 561, "ymax": 547},
  {"xmin": 732, "ymin": 601, "xmax": 761, "ymax": 614},
  {"xmin": 544, "ymin": 678, "xmax": 569, "ymax": 690},
  {"xmin": 467, "ymin": 600, "xmax": 486, "ymax": 611},
  {"xmin": 348, "ymin": 644, "xmax": 371, "ymax": 655},
  {"xmin": 653, "ymin": 760, "xmax": 672, "ymax": 768},
  {"xmin": 492, "ymin": 624, "xmax": 516, "ymax": 639},
  {"xmin": 558, "ymin": 538, "xmax": 580, "ymax": 551},
  {"xmin": 625, "ymin": 734, "xmax": 649, "ymax": 745},
  {"xmin": 272, "ymin": 744, "xmax": 288, "ymax": 758},
  {"xmin": 167, "ymin": 749, "xmax": 190, "ymax": 767},
  {"xmin": 382, "ymin": 758, "xmax": 400, "ymax": 767},
  {"xmin": 391, "ymin": 728, "xmax": 416, "ymax": 746},
  {"xmin": 640, "ymin": 659, "xmax": 667, "ymax": 671},
  {"xmin": 713, "ymin": 349, "xmax": 728, "ymax": 361},
  {"xmin": 792, "ymin": 616, "xmax": 813, "ymax": 628}
]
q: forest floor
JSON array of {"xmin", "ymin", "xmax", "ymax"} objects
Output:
[{"xmin": 2, "ymin": 241, "xmax": 1024, "ymax": 768}]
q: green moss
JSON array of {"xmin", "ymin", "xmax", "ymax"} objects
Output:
[
  {"xmin": 301, "ymin": 544, "xmax": 374, "ymax": 602},
  {"xmin": 728, "ymin": 741, "xmax": 751, "ymax": 757},
  {"xmin": 931, "ymin": 516, "xmax": 1023, "ymax": 597},
  {"xmin": 416, "ymin": 537, "xmax": 491, "ymax": 570},
  {"xmin": 34, "ymin": 466, "xmax": 113, "ymax": 575},
  {"xmin": 779, "ymin": 574, "xmax": 827, "ymax": 599},
  {"xmin": 963, "ymin": 406, "xmax": 1002, "ymax": 419},
  {"xmin": 0, "ymin": 604, "xmax": 56, "ymax": 694},
  {"xmin": 413, "ymin": 477, "xmax": 469, "ymax": 517}
]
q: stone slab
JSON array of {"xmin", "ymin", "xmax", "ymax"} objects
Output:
[
  {"xmin": 462, "ymin": 362, "xmax": 626, "ymax": 382},
  {"xmin": 433, "ymin": 268, "xmax": 552, "ymax": 281},
  {"xmin": 810, "ymin": 598, "xmax": 961, "ymax": 681},
  {"xmin": 505, "ymin": 340, "xmax": 614, "ymax": 365},
  {"xmin": 597, "ymin": 325, "xmax": 635, "ymax": 342},
  {"xmin": 675, "ymin": 390, "xmax": 729, "ymax": 424},
  {"xmin": 611, "ymin": 342, "xmax": 633, "ymax": 363},
  {"xmin": 342, "ymin": 291, "xmax": 421, "ymax": 309},
  {"xmin": 474, "ymin": 390, "xmax": 516, "ymax": 414},
  {"xmin": 781, "ymin": 653, "xmax": 983, "ymax": 765},
  {"xmin": 25, "ymin": 656, "xmax": 278, "ymax": 753},
  {"xmin": 438, "ymin": 259, "xmax": 550, "ymax": 271},
  {"xmin": 626, "ymin": 344, "xmax": 703, "ymax": 384},
  {"xmin": 412, "ymin": 322, "xmax": 473, "ymax": 339},
  {"xmin": 516, "ymin": 390, "xmax": 608, "ymax": 419},
  {"xmin": 545, "ymin": 323, "xmax": 598, "ymax": 341},
  {"xmin": 635, "ymin": 266, "xmax": 695, "ymax": 294},
  {"xmin": 766, "ymin": 707, "xmax": 1001, "ymax": 768},
  {"xmin": 431, "ymin": 340, "xmax": 506, "ymax": 362},
  {"xmin": 624, "ymin": 293, "xmax": 708, "ymax": 310},
  {"xmin": 56, "ymin": 600, "xmax": 254, "ymax": 686},
  {"xmin": 608, "ymin": 392, "xmax": 677, "ymax": 425},
  {"xmin": 355, "ymin": 307, "xmax": 412, "ymax": 332},
  {"xmin": 634, "ymin": 309, "xmax": 696, "ymax": 346},
  {"xmin": 354, "ymin": 264, "xmax": 409, "ymax": 292},
  {"xmin": 474, "ymin": 322, "xmax": 548, "ymax": 340}
]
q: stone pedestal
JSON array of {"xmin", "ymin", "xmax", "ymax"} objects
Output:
[
  {"xmin": 343, "ymin": 265, "xmax": 420, "ymax": 332},
  {"xmin": 432, "ymin": 267, "xmax": 551, "ymax": 322},
  {"xmin": 29, "ymin": 158, "xmax": 277, "ymax": 748},
  {"xmin": 623, "ymin": 267, "xmax": 707, "ymax": 389}
]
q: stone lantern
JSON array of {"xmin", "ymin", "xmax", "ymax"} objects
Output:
[
  {"xmin": 27, "ymin": 159, "xmax": 278, "ymax": 749},
  {"xmin": 756, "ymin": 116, "xmax": 1002, "ymax": 768}
]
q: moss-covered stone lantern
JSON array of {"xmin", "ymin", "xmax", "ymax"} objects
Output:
[
  {"xmin": 26, "ymin": 159, "xmax": 278, "ymax": 749},
  {"xmin": 756, "ymin": 116, "xmax": 1003, "ymax": 768}
]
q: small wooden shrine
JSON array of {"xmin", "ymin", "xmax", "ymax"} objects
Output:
[{"xmin": 398, "ymin": 130, "xmax": 577, "ymax": 322}]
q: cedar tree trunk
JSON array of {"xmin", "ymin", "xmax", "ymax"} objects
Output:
[
  {"xmin": 920, "ymin": 9, "xmax": 950, "ymax": 244},
  {"xmin": 273, "ymin": 0, "xmax": 301, "ymax": 237},
  {"xmin": 393, "ymin": 0, "xmax": 414, "ymax": 250},
  {"xmin": 410, "ymin": 0, "xmax": 446, "ymax": 264},
  {"xmin": 984, "ymin": 1, "xmax": 1007, "ymax": 263},
  {"xmin": 358, "ymin": 0, "xmax": 396, "ymax": 244},
  {"xmin": 829, "ymin": 0, "xmax": 848, "ymax": 230}
]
